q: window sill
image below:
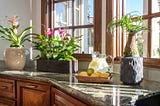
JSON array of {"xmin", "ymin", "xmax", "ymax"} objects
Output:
[
  {"xmin": 73, "ymin": 54, "xmax": 92, "ymax": 62},
  {"xmin": 143, "ymin": 58, "xmax": 160, "ymax": 68},
  {"xmin": 74, "ymin": 54, "xmax": 160, "ymax": 69}
]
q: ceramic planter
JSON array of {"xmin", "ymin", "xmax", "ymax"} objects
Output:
[
  {"xmin": 36, "ymin": 59, "xmax": 78, "ymax": 73},
  {"xmin": 4, "ymin": 47, "xmax": 26, "ymax": 70},
  {"xmin": 120, "ymin": 33, "xmax": 143, "ymax": 85},
  {"xmin": 120, "ymin": 57, "xmax": 143, "ymax": 85}
]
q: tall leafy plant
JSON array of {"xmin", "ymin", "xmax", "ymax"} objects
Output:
[
  {"xmin": 107, "ymin": 12, "xmax": 149, "ymax": 56},
  {"xmin": 0, "ymin": 16, "xmax": 34, "ymax": 47},
  {"xmin": 108, "ymin": 12, "xmax": 148, "ymax": 34}
]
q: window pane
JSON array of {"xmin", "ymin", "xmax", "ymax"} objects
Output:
[
  {"xmin": 55, "ymin": 1, "xmax": 72, "ymax": 27},
  {"xmin": 138, "ymin": 20, "xmax": 148, "ymax": 58},
  {"xmin": 125, "ymin": 0, "xmax": 148, "ymax": 15},
  {"xmin": 152, "ymin": 0, "xmax": 160, "ymax": 13},
  {"xmin": 151, "ymin": 17, "xmax": 160, "ymax": 58},
  {"xmin": 74, "ymin": 0, "xmax": 94, "ymax": 25},
  {"xmin": 74, "ymin": 28, "xmax": 94, "ymax": 54}
]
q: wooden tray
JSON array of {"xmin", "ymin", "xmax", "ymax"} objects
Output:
[{"xmin": 75, "ymin": 75, "xmax": 111, "ymax": 83}]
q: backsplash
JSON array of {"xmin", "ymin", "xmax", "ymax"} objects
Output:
[
  {"xmin": 0, "ymin": 60, "xmax": 160, "ymax": 83},
  {"xmin": 113, "ymin": 64, "xmax": 160, "ymax": 83},
  {"xmin": 78, "ymin": 62, "xmax": 160, "ymax": 83},
  {"xmin": 0, "ymin": 60, "xmax": 36, "ymax": 71}
]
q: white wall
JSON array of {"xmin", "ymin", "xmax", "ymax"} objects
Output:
[
  {"xmin": 101, "ymin": 0, "xmax": 106, "ymax": 54},
  {"xmin": 0, "ymin": 0, "xmax": 41, "ymax": 59}
]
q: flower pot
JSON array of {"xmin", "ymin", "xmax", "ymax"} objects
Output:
[
  {"xmin": 4, "ymin": 47, "xmax": 26, "ymax": 70},
  {"xmin": 36, "ymin": 59, "xmax": 78, "ymax": 73},
  {"xmin": 120, "ymin": 56, "xmax": 143, "ymax": 85}
]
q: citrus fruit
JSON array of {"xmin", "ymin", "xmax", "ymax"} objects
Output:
[
  {"xmin": 78, "ymin": 71, "xmax": 88, "ymax": 76},
  {"xmin": 99, "ymin": 72, "xmax": 110, "ymax": 78},
  {"xmin": 90, "ymin": 72, "xmax": 99, "ymax": 77},
  {"xmin": 87, "ymin": 68, "xmax": 94, "ymax": 76}
]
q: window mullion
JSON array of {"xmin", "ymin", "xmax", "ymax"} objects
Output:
[
  {"xmin": 41, "ymin": 0, "xmax": 47, "ymax": 35},
  {"xmin": 116, "ymin": 0, "xmax": 120, "ymax": 57},
  {"xmin": 72, "ymin": 0, "xmax": 74, "ymax": 35},
  {"xmin": 94, "ymin": 0, "xmax": 102, "ymax": 52},
  {"xmin": 48, "ymin": 0, "xmax": 52, "ymax": 28},
  {"xmin": 148, "ymin": 0, "xmax": 152, "ymax": 57},
  {"xmin": 106, "ymin": 0, "xmax": 113, "ymax": 56},
  {"xmin": 121, "ymin": 0, "xmax": 125, "ymax": 56}
]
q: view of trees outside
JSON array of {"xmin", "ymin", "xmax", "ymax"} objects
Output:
[
  {"xmin": 54, "ymin": 0, "xmax": 94, "ymax": 54},
  {"xmin": 125, "ymin": 0, "xmax": 160, "ymax": 58}
]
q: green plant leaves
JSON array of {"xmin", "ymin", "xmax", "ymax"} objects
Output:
[
  {"xmin": 107, "ymin": 12, "xmax": 149, "ymax": 34},
  {"xmin": 0, "ymin": 24, "xmax": 35, "ymax": 47},
  {"xmin": 31, "ymin": 32, "xmax": 82, "ymax": 61}
]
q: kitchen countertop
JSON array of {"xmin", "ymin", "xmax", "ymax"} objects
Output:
[{"xmin": 0, "ymin": 70, "xmax": 160, "ymax": 106}]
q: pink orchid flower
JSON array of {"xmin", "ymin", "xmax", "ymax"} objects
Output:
[
  {"xmin": 58, "ymin": 28, "xmax": 67, "ymax": 35},
  {"xmin": 46, "ymin": 28, "xmax": 54, "ymax": 37}
]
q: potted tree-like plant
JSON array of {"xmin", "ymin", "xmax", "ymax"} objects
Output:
[
  {"xmin": 107, "ymin": 12, "xmax": 149, "ymax": 84},
  {"xmin": 31, "ymin": 28, "xmax": 81, "ymax": 73},
  {"xmin": 0, "ymin": 16, "xmax": 35, "ymax": 70}
]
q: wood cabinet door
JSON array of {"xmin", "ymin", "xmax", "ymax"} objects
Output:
[
  {"xmin": 0, "ymin": 77, "xmax": 15, "ymax": 99},
  {"xmin": 52, "ymin": 88, "xmax": 88, "ymax": 106},
  {"xmin": 0, "ymin": 97, "xmax": 16, "ymax": 106},
  {"xmin": 17, "ymin": 81, "xmax": 50, "ymax": 106}
]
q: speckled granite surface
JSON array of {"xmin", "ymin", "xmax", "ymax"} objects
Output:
[{"xmin": 0, "ymin": 71, "xmax": 160, "ymax": 106}]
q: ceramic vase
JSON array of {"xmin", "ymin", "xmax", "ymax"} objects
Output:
[{"xmin": 4, "ymin": 47, "xmax": 26, "ymax": 70}]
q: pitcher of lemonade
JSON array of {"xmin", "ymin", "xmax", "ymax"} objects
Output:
[{"xmin": 88, "ymin": 52, "xmax": 114, "ymax": 73}]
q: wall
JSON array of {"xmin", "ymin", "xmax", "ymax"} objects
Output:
[{"xmin": 0, "ymin": 0, "xmax": 41, "ymax": 60}]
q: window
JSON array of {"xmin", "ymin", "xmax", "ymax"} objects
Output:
[
  {"xmin": 106, "ymin": 0, "xmax": 160, "ymax": 67},
  {"xmin": 41, "ymin": 0, "xmax": 102, "ymax": 58}
]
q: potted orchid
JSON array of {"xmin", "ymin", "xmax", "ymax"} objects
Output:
[
  {"xmin": 0, "ymin": 16, "xmax": 35, "ymax": 70},
  {"xmin": 31, "ymin": 28, "xmax": 82, "ymax": 73}
]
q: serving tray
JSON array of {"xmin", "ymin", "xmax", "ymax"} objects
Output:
[{"xmin": 75, "ymin": 75, "xmax": 111, "ymax": 83}]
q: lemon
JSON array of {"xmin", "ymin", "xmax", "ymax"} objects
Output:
[
  {"xmin": 78, "ymin": 71, "xmax": 88, "ymax": 76},
  {"xmin": 90, "ymin": 72, "xmax": 99, "ymax": 77},
  {"xmin": 87, "ymin": 68, "xmax": 94, "ymax": 76},
  {"xmin": 99, "ymin": 72, "xmax": 110, "ymax": 78}
]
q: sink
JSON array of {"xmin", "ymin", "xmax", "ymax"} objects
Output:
[{"xmin": 135, "ymin": 93, "xmax": 160, "ymax": 106}]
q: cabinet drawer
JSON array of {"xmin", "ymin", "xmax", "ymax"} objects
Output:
[
  {"xmin": 0, "ymin": 78, "xmax": 15, "ymax": 99},
  {"xmin": 0, "ymin": 96, "xmax": 16, "ymax": 106},
  {"xmin": 52, "ymin": 88, "xmax": 88, "ymax": 106}
]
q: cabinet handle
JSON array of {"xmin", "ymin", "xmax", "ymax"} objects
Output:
[
  {"xmin": 25, "ymin": 85, "xmax": 38, "ymax": 88},
  {"xmin": 0, "ymin": 86, "xmax": 8, "ymax": 90}
]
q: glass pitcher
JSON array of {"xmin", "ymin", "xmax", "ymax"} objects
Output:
[{"xmin": 88, "ymin": 52, "xmax": 114, "ymax": 73}]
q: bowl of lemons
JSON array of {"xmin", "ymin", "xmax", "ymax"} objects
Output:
[{"xmin": 75, "ymin": 68, "xmax": 111, "ymax": 83}]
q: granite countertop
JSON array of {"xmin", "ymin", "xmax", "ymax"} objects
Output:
[{"xmin": 0, "ymin": 70, "xmax": 160, "ymax": 106}]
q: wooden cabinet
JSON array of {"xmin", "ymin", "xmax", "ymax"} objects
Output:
[
  {"xmin": 0, "ymin": 77, "xmax": 16, "ymax": 99},
  {"xmin": 17, "ymin": 81, "xmax": 50, "ymax": 106},
  {"xmin": 0, "ymin": 75, "xmax": 88, "ymax": 106},
  {"xmin": 52, "ymin": 88, "xmax": 88, "ymax": 106},
  {"xmin": 0, "ymin": 97, "xmax": 16, "ymax": 106},
  {"xmin": 0, "ymin": 77, "xmax": 16, "ymax": 106}
]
